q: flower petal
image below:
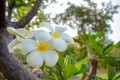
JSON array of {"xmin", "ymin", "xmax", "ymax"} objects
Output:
[
  {"xmin": 8, "ymin": 39, "xmax": 18, "ymax": 53},
  {"xmin": 21, "ymin": 39, "xmax": 36, "ymax": 54},
  {"xmin": 7, "ymin": 27, "xmax": 33, "ymax": 38},
  {"xmin": 40, "ymin": 22, "xmax": 54, "ymax": 32},
  {"xmin": 7, "ymin": 27, "xmax": 17, "ymax": 35},
  {"xmin": 60, "ymin": 33, "xmax": 74, "ymax": 44},
  {"xmin": 34, "ymin": 30, "xmax": 52, "ymax": 42},
  {"xmin": 15, "ymin": 43, "xmax": 21, "ymax": 49},
  {"xmin": 16, "ymin": 28, "xmax": 34, "ymax": 38},
  {"xmin": 54, "ymin": 26, "xmax": 67, "ymax": 34},
  {"xmin": 27, "ymin": 51, "xmax": 43, "ymax": 68},
  {"xmin": 43, "ymin": 50, "xmax": 58, "ymax": 67},
  {"xmin": 53, "ymin": 39, "xmax": 67, "ymax": 51}
]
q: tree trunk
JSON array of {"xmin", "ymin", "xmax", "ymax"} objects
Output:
[
  {"xmin": 0, "ymin": 32, "xmax": 38, "ymax": 80},
  {"xmin": 0, "ymin": 0, "xmax": 6, "ymax": 28},
  {"xmin": 0, "ymin": 0, "xmax": 42, "ymax": 79},
  {"xmin": 88, "ymin": 58, "xmax": 98, "ymax": 80}
]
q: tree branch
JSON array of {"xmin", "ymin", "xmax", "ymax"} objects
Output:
[
  {"xmin": 0, "ymin": 0, "xmax": 41, "ymax": 79},
  {"xmin": 88, "ymin": 58, "xmax": 98, "ymax": 80},
  {"xmin": 0, "ymin": 0, "xmax": 6, "ymax": 28},
  {"xmin": 7, "ymin": 1, "xmax": 15, "ymax": 22},
  {"xmin": 6, "ymin": 1, "xmax": 15, "ymax": 27},
  {"xmin": 15, "ymin": 0, "xmax": 42, "ymax": 28},
  {"xmin": 0, "ymin": 34, "xmax": 38, "ymax": 80}
]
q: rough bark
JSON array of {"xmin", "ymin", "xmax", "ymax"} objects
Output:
[
  {"xmin": 0, "ymin": 0, "xmax": 43, "ymax": 80},
  {"xmin": 88, "ymin": 58, "xmax": 98, "ymax": 80},
  {"xmin": 0, "ymin": 0, "xmax": 6, "ymax": 28},
  {"xmin": 0, "ymin": 34, "xmax": 38, "ymax": 80}
]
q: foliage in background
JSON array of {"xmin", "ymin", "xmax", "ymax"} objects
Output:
[
  {"xmin": 54, "ymin": 0, "xmax": 119, "ymax": 39},
  {"xmin": 6, "ymin": 0, "xmax": 57, "ymax": 28},
  {"xmin": 33, "ymin": 31, "xmax": 120, "ymax": 80}
]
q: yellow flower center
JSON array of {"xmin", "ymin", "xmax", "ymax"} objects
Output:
[
  {"xmin": 51, "ymin": 32, "xmax": 59, "ymax": 38},
  {"xmin": 37, "ymin": 42, "xmax": 48, "ymax": 52}
]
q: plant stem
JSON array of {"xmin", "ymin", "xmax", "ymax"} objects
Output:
[{"xmin": 88, "ymin": 58, "xmax": 98, "ymax": 80}]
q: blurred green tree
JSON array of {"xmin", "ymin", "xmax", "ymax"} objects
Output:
[
  {"xmin": 54, "ymin": 0, "xmax": 119, "ymax": 40},
  {"xmin": 52, "ymin": 0, "xmax": 119, "ymax": 79}
]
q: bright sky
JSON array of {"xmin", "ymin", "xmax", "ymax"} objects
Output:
[
  {"xmin": 44, "ymin": 0, "xmax": 120, "ymax": 43},
  {"xmin": 107, "ymin": 0, "xmax": 120, "ymax": 43}
]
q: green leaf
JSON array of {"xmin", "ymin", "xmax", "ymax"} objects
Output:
[
  {"xmin": 114, "ymin": 74, "xmax": 120, "ymax": 80},
  {"xmin": 74, "ymin": 64, "xmax": 89, "ymax": 75},
  {"xmin": 75, "ymin": 57, "xmax": 89, "ymax": 73},
  {"xmin": 62, "ymin": 64, "xmax": 77, "ymax": 79},
  {"xmin": 57, "ymin": 56, "xmax": 64, "ymax": 69},
  {"xmin": 75, "ymin": 57, "xmax": 89, "ymax": 68},
  {"xmin": 115, "ymin": 42, "xmax": 120, "ymax": 48},
  {"xmin": 62, "ymin": 56, "xmax": 77, "ymax": 79},
  {"xmin": 102, "ymin": 42, "xmax": 114, "ymax": 56},
  {"xmin": 107, "ymin": 64, "xmax": 116, "ymax": 80}
]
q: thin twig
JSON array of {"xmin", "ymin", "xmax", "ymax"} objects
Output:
[{"xmin": 15, "ymin": 0, "xmax": 42, "ymax": 28}]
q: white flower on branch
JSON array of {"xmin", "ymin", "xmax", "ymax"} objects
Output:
[
  {"xmin": 7, "ymin": 22, "xmax": 74, "ymax": 68},
  {"xmin": 21, "ymin": 31, "xmax": 58, "ymax": 68},
  {"xmin": 40, "ymin": 22, "xmax": 74, "ymax": 51},
  {"xmin": 7, "ymin": 27, "xmax": 34, "ymax": 53}
]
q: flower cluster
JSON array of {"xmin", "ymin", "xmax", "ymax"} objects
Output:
[{"xmin": 7, "ymin": 22, "xmax": 74, "ymax": 68}]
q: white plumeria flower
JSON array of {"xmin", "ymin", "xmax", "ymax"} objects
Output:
[
  {"xmin": 40, "ymin": 22, "xmax": 74, "ymax": 51},
  {"xmin": 21, "ymin": 32, "xmax": 58, "ymax": 68},
  {"xmin": 7, "ymin": 27, "xmax": 34, "ymax": 53},
  {"xmin": 7, "ymin": 27, "xmax": 33, "ymax": 38},
  {"xmin": 8, "ymin": 37, "xmax": 22, "ymax": 53}
]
